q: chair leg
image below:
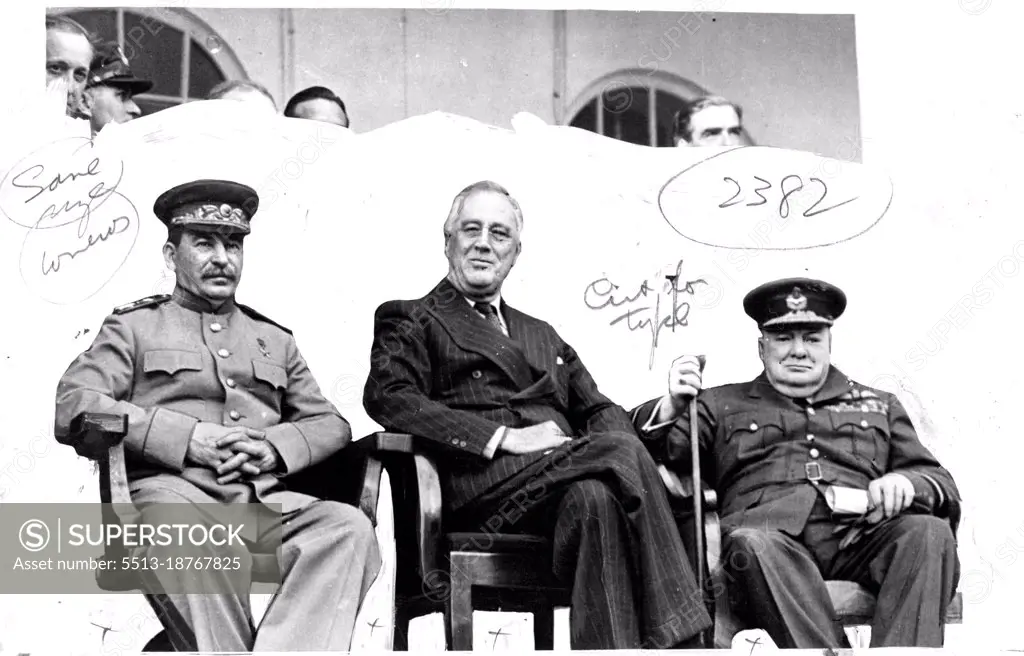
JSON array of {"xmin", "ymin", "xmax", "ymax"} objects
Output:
[
  {"xmin": 446, "ymin": 561, "xmax": 474, "ymax": 651},
  {"xmin": 533, "ymin": 607, "xmax": 555, "ymax": 650},
  {"xmin": 393, "ymin": 604, "xmax": 411, "ymax": 651}
]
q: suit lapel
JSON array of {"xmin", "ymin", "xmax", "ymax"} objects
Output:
[{"xmin": 426, "ymin": 279, "xmax": 536, "ymax": 391}]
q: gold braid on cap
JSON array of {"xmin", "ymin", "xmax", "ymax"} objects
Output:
[{"xmin": 168, "ymin": 202, "xmax": 248, "ymax": 229}]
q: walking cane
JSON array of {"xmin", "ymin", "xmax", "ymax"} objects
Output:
[{"xmin": 689, "ymin": 355, "xmax": 708, "ymax": 646}]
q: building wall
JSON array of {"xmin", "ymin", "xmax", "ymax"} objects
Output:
[
  {"xmin": 563, "ymin": 11, "xmax": 861, "ymax": 158},
  {"xmin": 189, "ymin": 9, "xmax": 860, "ymax": 158}
]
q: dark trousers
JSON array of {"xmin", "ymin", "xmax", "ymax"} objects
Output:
[
  {"xmin": 720, "ymin": 497, "xmax": 958, "ymax": 649},
  {"xmin": 451, "ymin": 431, "xmax": 713, "ymax": 649}
]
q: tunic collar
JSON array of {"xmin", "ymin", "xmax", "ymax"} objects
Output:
[{"xmin": 171, "ymin": 286, "xmax": 237, "ymax": 316}]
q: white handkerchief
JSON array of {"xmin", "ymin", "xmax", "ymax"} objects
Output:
[
  {"xmin": 825, "ymin": 485, "xmax": 870, "ymax": 516},
  {"xmin": 556, "ymin": 356, "xmax": 564, "ymax": 365}
]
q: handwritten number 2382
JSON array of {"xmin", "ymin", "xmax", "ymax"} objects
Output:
[{"xmin": 718, "ymin": 175, "xmax": 855, "ymax": 218}]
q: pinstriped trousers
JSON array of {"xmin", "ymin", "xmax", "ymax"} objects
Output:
[{"xmin": 450, "ymin": 430, "xmax": 712, "ymax": 649}]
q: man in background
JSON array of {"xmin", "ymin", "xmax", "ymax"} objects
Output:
[
  {"xmin": 673, "ymin": 96, "xmax": 744, "ymax": 147},
  {"xmin": 284, "ymin": 85, "xmax": 350, "ymax": 128},
  {"xmin": 45, "ymin": 14, "xmax": 94, "ymax": 120},
  {"xmin": 84, "ymin": 43, "xmax": 152, "ymax": 135},
  {"xmin": 208, "ymin": 79, "xmax": 278, "ymax": 114}
]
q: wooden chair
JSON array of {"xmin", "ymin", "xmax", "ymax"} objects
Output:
[
  {"xmin": 353, "ymin": 432, "xmax": 720, "ymax": 651},
  {"xmin": 69, "ymin": 412, "xmax": 379, "ymax": 652},
  {"xmin": 350, "ymin": 432, "xmax": 566, "ymax": 650}
]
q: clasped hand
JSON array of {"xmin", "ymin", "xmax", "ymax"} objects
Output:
[{"xmin": 186, "ymin": 423, "xmax": 280, "ymax": 484}]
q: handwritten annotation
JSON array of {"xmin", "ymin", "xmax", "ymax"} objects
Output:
[
  {"xmin": 584, "ymin": 259, "xmax": 706, "ymax": 369},
  {"xmin": 1, "ymin": 137, "xmax": 140, "ymax": 304},
  {"xmin": 658, "ymin": 146, "xmax": 892, "ymax": 250}
]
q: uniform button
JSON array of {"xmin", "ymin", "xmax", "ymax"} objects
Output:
[
  {"xmin": 229, "ymin": 410, "xmax": 240, "ymax": 420},
  {"xmin": 860, "ymin": 420, "xmax": 869, "ymax": 428},
  {"xmin": 809, "ymin": 448, "xmax": 820, "ymax": 458},
  {"xmin": 472, "ymin": 370, "xmax": 482, "ymax": 379},
  {"xmin": 225, "ymin": 378, "xmax": 236, "ymax": 388},
  {"xmin": 210, "ymin": 322, "xmax": 223, "ymax": 332},
  {"xmin": 218, "ymin": 349, "xmax": 230, "ymax": 358},
  {"xmin": 807, "ymin": 407, "xmax": 815, "ymax": 415},
  {"xmin": 807, "ymin": 434, "xmax": 815, "ymax": 441},
  {"xmin": 749, "ymin": 422, "xmax": 758, "ymax": 431},
  {"xmin": 459, "ymin": 440, "xmax": 467, "ymax": 447}
]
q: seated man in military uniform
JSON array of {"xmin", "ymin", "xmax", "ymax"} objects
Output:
[
  {"xmin": 54, "ymin": 179, "xmax": 380, "ymax": 652},
  {"xmin": 630, "ymin": 277, "xmax": 961, "ymax": 649}
]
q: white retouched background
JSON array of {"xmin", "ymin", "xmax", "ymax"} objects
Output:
[{"xmin": 0, "ymin": 1, "xmax": 1022, "ymax": 653}]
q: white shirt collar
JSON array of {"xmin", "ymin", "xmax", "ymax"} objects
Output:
[{"xmin": 464, "ymin": 295, "xmax": 502, "ymax": 311}]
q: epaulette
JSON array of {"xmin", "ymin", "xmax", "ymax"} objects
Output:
[
  {"xmin": 237, "ymin": 303, "xmax": 292, "ymax": 335},
  {"xmin": 112, "ymin": 294, "xmax": 170, "ymax": 315}
]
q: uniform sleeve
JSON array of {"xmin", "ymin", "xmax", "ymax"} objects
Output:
[
  {"xmin": 886, "ymin": 395, "xmax": 962, "ymax": 530},
  {"xmin": 263, "ymin": 335, "xmax": 350, "ymax": 474},
  {"xmin": 630, "ymin": 393, "xmax": 717, "ymax": 468},
  {"xmin": 363, "ymin": 301, "xmax": 505, "ymax": 458},
  {"xmin": 54, "ymin": 314, "xmax": 197, "ymax": 471}
]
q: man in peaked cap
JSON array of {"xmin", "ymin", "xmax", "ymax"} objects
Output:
[
  {"xmin": 628, "ymin": 277, "xmax": 961, "ymax": 649},
  {"xmin": 84, "ymin": 42, "xmax": 152, "ymax": 135},
  {"xmin": 54, "ymin": 179, "xmax": 380, "ymax": 651}
]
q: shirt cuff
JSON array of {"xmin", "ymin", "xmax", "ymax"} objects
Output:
[
  {"xmin": 482, "ymin": 426, "xmax": 508, "ymax": 459},
  {"xmin": 641, "ymin": 397, "xmax": 677, "ymax": 433}
]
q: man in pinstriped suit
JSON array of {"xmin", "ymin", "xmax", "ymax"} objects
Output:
[{"xmin": 363, "ymin": 180, "xmax": 712, "ymax": 649}]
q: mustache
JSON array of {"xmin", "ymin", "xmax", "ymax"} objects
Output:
[{"xmin": 201, "ymin": 269, "xmax": 236, "ymax": 280}]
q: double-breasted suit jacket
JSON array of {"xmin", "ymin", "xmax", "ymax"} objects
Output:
[{"xmin": 363, "ymin": 278, "xmax": 641, "ymax": 513}]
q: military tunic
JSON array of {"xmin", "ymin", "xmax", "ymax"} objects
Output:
[
  {"xmin": 53, "ymin": 287, "xmax": 380, "ymax": 651},
  {"xmin": 54, "ymin": 287, "xmax": 349, "ymax": 513},
  {"xmin": 632, "ymin": 366, "xmax": 961, "ymax": 648}
]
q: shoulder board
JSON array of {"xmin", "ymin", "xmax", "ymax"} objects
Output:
[
  {"xmin": 237, "ymin": 303, "xmax": 292, "ymax": 335},
  {"xmin": 112, "ymin": 294, "xmax": 170, "ymax": 315}
]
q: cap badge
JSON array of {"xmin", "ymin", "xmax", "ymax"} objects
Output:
[{"xmin": 786, "ymin": 288, "xmax": 808, "ymax": 311}]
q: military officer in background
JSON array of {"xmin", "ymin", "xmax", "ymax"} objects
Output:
[
  {"xmin": 631, "ymin": 277, "xmax": 961, "ymax": 649},
  {"xmin": 84, "ymin": 43, "xmax": 152, "ymax": 135},
  {"xmin": 54, "ymin": 179, "xmax": 380, "ymax": 652}
]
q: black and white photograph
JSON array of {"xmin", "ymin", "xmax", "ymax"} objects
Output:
[{"xmin": 0, "ymin": 1, "xmax": 1019, "ymax": 653}]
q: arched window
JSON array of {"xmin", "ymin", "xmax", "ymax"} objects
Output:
[
  {"xmin": 566, "ymin": 69, "xmax": 754, "ymax": 147},
  {"xmin": 47, "ymin": 8, "xmax": 246, "ymax": 117}
]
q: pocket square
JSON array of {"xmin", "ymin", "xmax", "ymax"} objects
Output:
[{"xmin": 556, "ymin": 356, "xmax": 564, "ymax": 365}]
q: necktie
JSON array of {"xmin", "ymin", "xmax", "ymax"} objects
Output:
[{"xmin": 474, "ymin": 302, "xmax": 505, "ymax": 335}]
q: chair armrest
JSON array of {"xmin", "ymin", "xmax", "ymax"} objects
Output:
[
  {"xmin": 354, "ymin": 432, "xmax": 445, "ymax": 600},
  {"xmin": 69, "ymin": 412, "xmax": 128, "ymax": 460},
  {"xmin": 351, "ymin": 431, "xmax": 416, "ymax": 454}
]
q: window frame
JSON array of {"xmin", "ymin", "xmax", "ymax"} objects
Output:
[
  {"xmin": 565, "ymin": 69, "xmax": 727, "ymax": 147},
  {"xmin": 48, "ymin": 7, "xmax": 247, "ymax": 106}
]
